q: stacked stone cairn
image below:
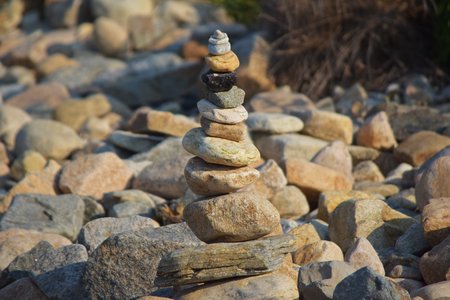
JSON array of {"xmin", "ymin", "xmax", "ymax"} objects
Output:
[{"xmin": 154, "ymin": 30, "xmax": 296, "ymax": 291}]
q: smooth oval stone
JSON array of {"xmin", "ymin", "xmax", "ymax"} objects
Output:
[
  {"xmin": 201, "ymin": 71, "xmax": 236, "ymax": 92},
  {"xmin": 197, "ymin": 99, "xmax": 248, "ymax": 125},
  {"xmin": 185, "ymin": 157, "xmax": 260, "ymax": 196},
  {"xmin": 208, "ymin": 43, "xmax": 231, "ymax": 56},
  {"xmin": 207, "ymin": 86, "xmax": 245, "ymax": 109},
  {"xmin": 205, "ymin": 51, "xmax": 240, "ymax": 73},
  {"xmin": 183, "ymin": 191, "xmax": 280, "ymax": 242},
  {"xmin": 246, "ymin": 112, "xmax": 304, "ymax": 134},
  {"xmin": 182, "ymin": 128, "xmax": 260, "ymax": 167},
  {"xmin": 201, "ymin": 118, "xmax": 247, "ymax": 142}
]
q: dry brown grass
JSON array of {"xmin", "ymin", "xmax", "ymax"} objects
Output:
[{"xmin": 260, "ymin": 0, "xmax": 444, "ymax": 99}]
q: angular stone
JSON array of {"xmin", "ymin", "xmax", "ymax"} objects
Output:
[
  {"xmin": 183, "ymin": 192, "xmax": 280, "ymax": 242},
  {"xmin": 395, "ymin": 131, "xmax": 450, "ymax": 166},
  {"xmin": 0, "ymin": 194, "xmax": 85, "ymax": 241},
  {"xmin": 345, "ymin": 237, "xmax": 385, "ymax": 275},
  {"xmin": 284, "ymin": 158, "xmax": 353, "ymax": 202},
  {"xmin": 357, "ymin": 111, "xmax": 397, "ymax": 150},
  {"xmin": 353, "ymin": 160, "xmax": 385, "ymax": 183},
  {"xmin": 422, "ymin": 198, "xmax": 450, "ymax": 246},
  {"xmin": 296, "ymin": 109, "xmax": 353, "ymax": 144},
  {"xmin": 200, "ymin": 118, "xmax": 247, "ymax": 142},
  {"xmin": 333, "ymin": 267, "xmax": 410, "ymax": 300},
  {"xmin": 288, "ymin": 220, "xmax": 329, "ymax": 250},
  {"xmin": 201, "ymin": 71, "xmax": 236, "ymax": 92},
  {"xmin": 184, "ymin": 157, "xmax": 260, "ymax": 196},
  {"xmin": 0, "ymin": 278, "xmax": 47, "ymax": 300},
  {"xmin": 0, "ymin": 105, "xmax": 31, "ymax": 150},
  {"xmin": 59, "ymin": 152, "xmax": 133, "ymax": 199},
  {"xmin": 416, "ymin": 156, "xmax": 450, "ymax": 211},
  {"xmin": 318, "ymin": 190, "xmax": 377, "ymax": 223},
  {"xmin": 293, "ymin": 240, "xmax": 343, "ymax": 266},
  {"xmin": 127, "ymin": 107, "xmax": 199, "ymax": 137},
  {"xmin": 205, "ymin": 51, "xmax": 240, "ymax": 73},
  {"xmin": 254, "ymin": 133, "xmax": 327, "ymax": 164},
  {"xmin": 329, "ymin": 199, "xmax": 417, "ymax": 252},
  {"xmin": 249, "ymin": 88, "xmax": 315, "ymax": 114},
  {"xmin": 77, "ymin": 216, "xmax": 159, "ymax": 254},
  {"xmin": 182, "ymin": 128, "xmax": 260, "ymax": 167},
  {"xmin": 246, "ymin": 112, "xmax": 304, "ymax": 134},
  {"xmin": 197, "ymin": 99, "xmax": 248, "ymax": 125},
  {"xmin": 395, "ymin": 222, "xmax": 430, "ymax": 256},
  {"xmin": 14, "ymin": 119, "xmax": 84, "ymax": 160},
  {"xmin": 419, "ymin": 235, "xmax": 450, "ymax": 284},
  {"xmin": 270, "ymin": 185, "xmax": 309, "ymax": 219},
  {"xmin": 206, "ymin": 85, "xmax": 245, "ymax": 109},
  {"xmin": 312, "ymin": 140, "xmax": 353, "ymax": 181},
  {"xmin": 156, "ymin": 235, "xmax": 296, "ymax": 286},
  {"xmin": 81, "ymin": 223, "xmax": 203, "ymax": 299}
]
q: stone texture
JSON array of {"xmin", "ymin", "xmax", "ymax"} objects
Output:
[
  {"xmin": 270, "ymin": 185, "xmax": 310, "ymax": 219},
  {"xmin": 201, "ymin": 118, "xmax": 247, "ymax": 142},
  {"xmin": 184, "ymin": 157, "xmax": 260, "ymax": 196},
  {"xmin": 90, "ymin": 0, "xmax": 153, "ymax": 28},
  {"xmin": 416, "ymin": 156, "xmax": 450, "ymax": 211},
  {"xmin": 333, "ymin": 267, "xmax": 410, "ymax": 300},
  {"xmin": 388, "ymin": 264, "xmax": 422, "ymax": 281},
  {"xmin": 207, "ymin": 30, "xmax": 230, "ymax": 55},
  {"xmin": 53, "ymin": 94, "xmax": 112, "ymax": 131},
  {"xmin": 36, "ymin": 53, "xmax": 79, "ymax": 77},
  {"xmin": 206, "ymin": 85, "xmax": 245, "ymax": 108},
  {"xmin": 422, "ymin": 198, "xmax": 450, "ymax": 246},
  {"xmin": 415, "ymin": 145, "xmax": 450, "ymax": 184},
  {"xmin": 182, "ymin": 128, "xmax": 260, "ymax": 167},
  {"xmin": 102, "ymin": 189, "xmax": 166, "ymax": 217},
  {"xmin": 183, "ymin": 192, "xmax": 280, "ymax": 242},
  {"xmin": 108, "ymin": 131, "xmax": 161, "ymax": 153},
  {"xmin": 395, "ymin": 222, "xmax": 431, "ymax": 256},
  {"xmin": 288, "ymin": 221, "xmax": 329, "ymax": 250},
  {"xmin": 318, "ymin": 190, "xmax": 377, "ymax": 223},
  {"xmin": 293, "ymin": 240, "xmax": 343, "ymax": 266},
  {"xmin": 354, "ymin": 181, "xmax": 400, "ymax": 198},
  {"xmin": 419, "ymin": 235, "xmax": 450, "ymax": 284},
  {"xmin": 284, "ymin": 158, "xmax": 353, "ymax": 201},
  {"xmin": 0, "ymin": 105, "xmax": 31, "ymax": 150},
  {"xmin": 348, "ymin": 145, "xmax": 381, "ymax": 165},
  {"xmin": 353, "ymin": 160, "xmax": 385, "ymax": 183},
  {"xmin": 94, "ymin": 17, "xmax": 128, "ymax": 57},
  {"xmin": 394, "ymin": 131, "xmax": 450, "ymax": 166},
  {"xmin": 10, "ymin": 150, "xmax": 47, "ymax": 181},
  {"xmin": 254, "ymin": 133, "xmax": 327, "ymax": 164},
  {"xmin": 410, "ymin": 281, "xmax": 450, "ymax": 300},
  {"xmin": 246, "ymin": 112, "xmax": 304, "ymax": 134},
  {"xmin": 81, "ymin": 223, "xmax": 203, "ymax": 299},
  {"xmin": 5, "ymin": 82, "xmax": 69, "ymax": 110},
  {"xmin": 14, "ymin": 119, "xmax": 84, "ymax": 160},
  {"xmin": 205, "ymin": 51, "xmax": 240, "ymax": 73},
  {"xmin": 249, "ymin": 88, "xmax": 315, "ymax": 114},
  {"xmin": 156, "ymin": 235, "xmax": 295, "ymax": 286},
  {"xmin": 201, "ymin": 71, "xmax": 236, "ymax": 92},
  {"xmin": 296, "ymin": 109, "xmax": 353, "ymax": 144},
  {"xmin": 357, "ymin": 111, "xmax": 397, "ymax": 150},
  {"xmin": 312, "ymin": 140, "xmax": 353, "ymax": 181},
  {"xmin": 345, "ymin": 237, "xmax": 385, "ymax": 275},
  {"xmin": 391, "ymin": 278, "xmax": 425, "ymax": 294},
  {"xmin": 175, "ymin": 272, "xmax": 298, "ymax": 300},
  {"xmin": 127, "ymin": 107, "xmax": 199, "ymax": 137},
  {"xmin": 0, "ymin": 278, "xmax": 47, "ymax": 300},
  {"xmin": 329, "ymin": 199, "xmax": 417, "ymax": 252},
  {"xmin": 0, "ymin": 194, "xmax": 85, "ymax": 241},
  {"xmin": 197, "ymin": 99, "xmax": 248, "ymax": 125},
  {"xmin": 77, "ymin": 216, "xmax": 159, "ymax": 254},
  {"xmin": 0, "ymin": 0, "xmax": 24, "ymax": 34}
]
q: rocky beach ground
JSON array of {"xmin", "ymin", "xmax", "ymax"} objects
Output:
[{"xmin": 0, "ymin": 0, "xmax": 449, "ymax": 299}]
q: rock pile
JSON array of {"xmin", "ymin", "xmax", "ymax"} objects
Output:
[{"xmin": 154, "ymin": 30, "xmax": 297, "ymax": 298}]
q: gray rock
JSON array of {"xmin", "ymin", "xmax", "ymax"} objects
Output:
[
  {"xmin": 31, "ymin": 244, "xmax": 88, "ymax": 275},
  {"xmin": 333, "ymin": 267, "xmax": 410, "ymax": 300},
  {"xmin": 81, "ymin": 223, "xmax": 203, "ymax": 299},
  {"xmin": 0, "ymin": 194, "xmax": 85, "ymax": 241},
  {"xmin": 102, "ymin": 189, "xmax": 165, "ymax": 215},
  {"xmin": 77, "ymin": 216, "xmax": 159, "ymax": 254},
  {"xmin": 395, "ymin": 223, "xmax": 431, "ymax": 256},
  {"xmin": 108, "ymin": 130, "xmax": 160, "ymax": 153},
  {"xmin": 156, "ymin": 235, "xmax": 296, "ymax": 286},
  {"xmin": 82, "ymin": 197, "xmax": 105, "ymax": 223},
  {"xmin": 206, "ymin": 86, "xmax": 245, "ymax": 108},
  {"xmin": 109, "ymin": 201, "xmax": 156, "ymax": 218},
  {"xmin": 0, "ymin": 277, "xmax": 47, "ymax": 300},
  {"xmin": 247, "ymin": 112, "xmax": 304, "ymax": 134},
  {"xmin": 270, "ymin": 185, "xmax": 309, "ymax": 219}
]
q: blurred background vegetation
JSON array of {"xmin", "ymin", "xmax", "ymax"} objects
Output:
[{"xmin": 212, "ymin": 0, "xmax": 450, "ymax": 98}]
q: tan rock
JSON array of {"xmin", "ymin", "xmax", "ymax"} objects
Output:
[
  {"xmin": 0, "ymin": 228, "xmax": 71, "ymax": 270},
  {"xmin": 205, "ymin": 51, "xmax": 240, "ymax": 73},
  {"xmin": 127, "ymin": 107, "xmax": 199, "ymax": 137},
  {"xmin": 357, "ymin": 111, "xmax": 397, "ymax": 150},
  {"xmin": 293, "ymin": 240, "xmax": 344, "ymax": 266},
  {"xmin": 36, "ymin": 53, "xmax": 79, "ymax": 77},
  {"xmin": 353, "ymin": 160, "xmax": 385, "ymax": 183},
  {"xmin": 246, "ymin": 112, "xmax": 304, "ymax": 134},
  {"xmin": 184, "ymin": 157, "xmax": 260, "ymax": 196},
  {"xmin": 10, "ymin": 150, "xmax": 47, "ymax": 181},
  {"xmin": 0, "ymin": 142, "xmax": 9, "ymax": 165},
  {"xmin": 353, "ymin": 181, "xmax": 400, "ymax": 197},
  {"xmin": 94, "ymin": 17, "xmax": 128, "ymax": 57},
  {"xmin": 270, "ymin": 185, "xmax": 310, "ymax": 219},
  {"xmin": 348, "ymin": 145, "xmax": 380, "ymax": 165},
  {"xmin": 419, "ymin": 235, "xmax": 450, "ymax": 284},
  {"xmin": 329, "ymin": 199, "xmax": 417, "ymax": 252},
  {"xmin": 53, "ymin": 94, "xmax": 112, "ymax": 131},
  {"xmin": 249, "ymin": 88, "xmax": 315, "ymax": 114},
  {"xmin": 59, "ymin": 152, "xmax": 132, "ymax": 199},
  {"xmin": 284, "ymin": 158, "xmax": 353, "ymax": 202},
  {"xmin": 297, "ymin": 110, "xmax": 353, "ymax": 144},
  {"xmin": 201, "ymin": 118, "xmax": 247, "ymax": 142},
  {"xmin": 183, "ymin": 192, "xmax": 280, "ymax": 242},
  {"xmin": 345, "ymin": 237, "xmax": 385, "ymax": 275},
  {"xmin": 416, "ymin": 156, "xmax": 450, "ymax": 211},
  {"xmin": 318, "ymin": 190, "xmax": 377, "ymax": 223},
  {"xmin": 312, "ymin": 140, "xmax": 353, "ymax": 180},
  {"xmin": 410, "ymin": 281, "xmax": 450, "ymax": 300},
  {"xmin": 197, "ymin": 99, "xmax": 248, "ymax": 125},
  {"xmin": 288, "ymin": 221, "xmax": 329, "ymax": 250},
  {"xmin": 6, "ymin": 82, "xmax": 69, "ymax": 109},
  {"xmin": 0, "ymin": 105, "xmax": 31, "ymax": 150},
  {"xmin": 422, "ymin": 198, "xmax": 450, "ymax": 246},
  {"xmin": 1, "ymin": 160, "xmax": 61, "ymax": 213},
  {"xmin": 395, "ymin": 131, "xmax": 450, "ymax": 166}
]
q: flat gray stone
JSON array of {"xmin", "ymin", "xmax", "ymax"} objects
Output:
[
  {"xmin": 247, "ymin": 112, "xmax": 304, "ymax": 134},
  {"xmin": 206, "ymin": 86, "xmax": 245, "ymax": 109}
]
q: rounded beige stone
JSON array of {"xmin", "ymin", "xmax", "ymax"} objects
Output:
[
  {"xmin": 197, "ymin": 99, "xmax": 248, "ymax": 125},
  {"xmin": 205, "ymin": 51, "xmax": 240, "ymax": 72},
  {"xmin": 185, "ymin": 157, "xmax": 260, "ymax": 196}
]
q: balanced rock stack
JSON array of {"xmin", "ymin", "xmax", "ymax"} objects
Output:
[{"xmin": 155, "ymin": 31, "xmax": 296, "ymax": 295}]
